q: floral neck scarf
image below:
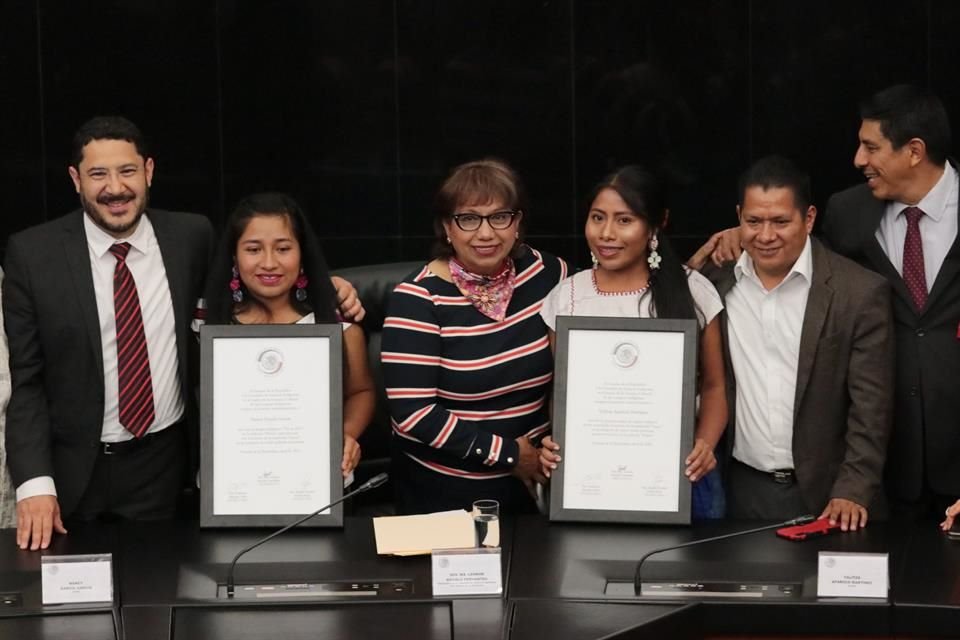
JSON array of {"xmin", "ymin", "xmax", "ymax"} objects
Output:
[{"xmin": 449, "ymin": 257, "xmax": 516, "ymax": 322}]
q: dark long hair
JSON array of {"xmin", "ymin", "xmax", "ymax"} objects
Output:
[
  {"xmin": 590, "ymin": 166, "xmax": 700, "ymax": 322},
  {"xmin": 203, "ymin": 192, "xmax": 339, "ymax": 325}
]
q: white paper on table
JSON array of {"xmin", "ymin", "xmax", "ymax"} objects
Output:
[
  {"xmin": 817, "ymin": 551, "xmax": 888, "ymax": 598},
  {"xmin": 561, "ymin": 329, "xmax": 684, "ymax": 512},
  {"xmin": 212, "ymin": 336, "xmax": 332, "ymax": 516},
  {"xmin": 41, "ymin": 554, "xmax": 113, "ymax": 605},
  {"xmin": 431, "ymin": 547, "xmax": 502, "ymax": 596}
]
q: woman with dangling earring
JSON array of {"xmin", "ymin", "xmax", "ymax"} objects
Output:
[
  {"xmin": 198, "ymin": 192, "xmax": 375, "ymax": 479},
  {"xmin": 381, "ymin": 159, "xmax": 568, "ymax": 515},
  {"xmin": 538, "ymin": 166, "xmax": 729, "ymax": 520}
]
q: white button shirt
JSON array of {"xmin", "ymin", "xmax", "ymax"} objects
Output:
[
  {"xmin": 875, "ymin": 162, "xmax": 958, "ymax": 289},
  {"xmin": 725, "ymin": 237, "xmax": 813, "ymax": 472},
  {"xmin": 16, "ymin": 213, "xmax": 183, "ymax": 501}
]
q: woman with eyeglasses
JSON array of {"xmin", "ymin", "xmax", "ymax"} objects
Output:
[{"xmin": 381, "ymin": 159, "xmax": 567, "ymax": 514}]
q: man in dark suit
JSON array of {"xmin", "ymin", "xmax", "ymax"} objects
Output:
[
  {"xmin": 820, "ymin": 85, "xmax": 960, "ymax": 521},
  {"xmin": 5, "ymin": 117, "xmax": 366, "ymax": 551},
  {"xmin": 3, "ymin": 116, "xmax": 213, "ymax": 550},
  {"xmin": 709, "ymin": 156, "xmax": 894, "ymax": 529}
]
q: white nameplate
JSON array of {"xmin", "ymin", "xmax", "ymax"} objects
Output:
[
  {"xmin": 41, "ymin": 554, "xmax": 114, "ymax": 605},
  {"xmin": 817, "ymin": 551, "xmax": 888, "ymax": 598},
  {"xmin": 431, "ymin": 547, "xmax": 502, "ymax": 596}
]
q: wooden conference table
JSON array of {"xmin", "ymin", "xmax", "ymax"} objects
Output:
[{"xmin": 0, "ymin": 515, "xmax": 958, "ymax": 639}]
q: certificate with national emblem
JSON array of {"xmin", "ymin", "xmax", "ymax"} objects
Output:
[
  {"xmin": 200, "ymin": 324, "xmax": 343, "ymax": 527},
  {"xmin": 550, "ymin": 317, "xmax": 697, "ymax": 524}
]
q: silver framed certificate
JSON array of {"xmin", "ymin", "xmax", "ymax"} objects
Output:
[
  {"xmin": 200, "ymin": 324, "xmax": 343, "ymax": 528},
  {"xmin": 549, "ymin": 316, "xmax": 698, "ymax": 524}
]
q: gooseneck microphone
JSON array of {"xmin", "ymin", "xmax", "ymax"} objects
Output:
[
  {"xmin": 225, "ymin": 472, "xmax": 389, "ymax": 598},
  {"xmin": 633, "ymin": 514, "xmax": 815, "ymax": 595}
]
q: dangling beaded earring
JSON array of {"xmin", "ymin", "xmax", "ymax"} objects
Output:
[
  {"xmin": 647, "ymin": 235, "xmax": 662, "ymax": 270},
  {"xmin": 230, "ymin": 264, "xmax": 243, "ymax": 303},
  {"xmin": 590, "ymin": 251, "xmax": 599, "ymax": 268},
  {"xmin": 295, "ymin": 270, "xmax": 309, "ymax": 302}
]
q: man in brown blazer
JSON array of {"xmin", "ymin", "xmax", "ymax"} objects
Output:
[{"xmin": 707, "ymin": 156, "xmax": 894, "ymax": 529}]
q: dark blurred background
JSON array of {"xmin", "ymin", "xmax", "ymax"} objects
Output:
[{"xmin": 3, "ymin": 0, "xmax": 957, "ymax": 270}]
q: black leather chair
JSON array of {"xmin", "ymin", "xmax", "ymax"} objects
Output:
[{"xmin": 335, "ymin": 261, "xmax": 422, "ymax": 514}]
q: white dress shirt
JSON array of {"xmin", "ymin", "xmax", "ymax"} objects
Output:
[
  {"xmin": 725, "ymin": 237, "xmax": 813, "ymax": 472},
  {"xmin": 17, "ymin": 213, "xmax": 183, "ymax": 501},
  {"xmin": 875, "ymin": 162, "xmax": 958, "ymax": 289}
]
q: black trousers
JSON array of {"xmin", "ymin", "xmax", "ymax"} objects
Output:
[
  {"xmin": 69, "ymin": 424, "xmax": 186, "ymax": 524},
  {"xmin": 391, "ymin": 450, "xmax": 536, "ymax": 516},
  {"xmin": 726, "ymin": 458, "xmax": 807, "ymax": 520},
  {"xmin": 889, "ymin": 485, "xmax": 957, "ymax": 524}
]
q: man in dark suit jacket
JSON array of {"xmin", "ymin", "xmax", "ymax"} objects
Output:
[
  {"xmin": 820, "ymin": 85, "xmax": 960, "ymax": 521},
  {"xmin": 4, "ymin": 117, "xmax": 366, "ymax": 551},
  {"xmin": 3, "ymin": 116, "xmax": 213, "ymax": 550},
  {"xmin": 709, "ymin": 156, "xmax": 893, "ymax": 530}
]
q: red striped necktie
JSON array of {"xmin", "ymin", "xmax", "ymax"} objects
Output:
[{"xmin": 109, "ymin": 242, "xmax": 155, "ymax": 438}]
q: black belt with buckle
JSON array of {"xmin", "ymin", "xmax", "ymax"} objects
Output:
[
  {"xmin": 101, "ymin": 423, "xmax": 178, "ymax": 456},
  {"xmin": 735, "ymin": 459, "xmax": 795, "ymax": 484},
  {"xmin": 770, "ymin": 469, "xmax": 795, "ymax": 484}
]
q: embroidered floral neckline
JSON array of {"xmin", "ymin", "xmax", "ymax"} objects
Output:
[
  {"xmin": 449, "ymin": 257, "xmax": 516, "ymax": 321},
  {"xmin": 591, "ymin": 267, "xmax": 648, "ymax": 296}
]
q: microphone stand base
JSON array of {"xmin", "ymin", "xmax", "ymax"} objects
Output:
[
  {"xmin": 605, "ymin": 579, "xmax": 801, "ymax": 599},
  {"xmin": 215, "ymin": 579, "xmax": 414, "ymax": 600}
]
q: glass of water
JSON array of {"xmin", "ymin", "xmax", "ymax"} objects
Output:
[{"xmin": 472, "ymin": 499, "xmax": 500, "ymax": 548}]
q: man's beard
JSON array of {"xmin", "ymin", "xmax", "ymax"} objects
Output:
[{"xmin": 80, "ymin": 188, "xmax": 149, "ymax": 236}]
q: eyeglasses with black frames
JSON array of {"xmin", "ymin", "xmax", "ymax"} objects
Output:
[{"xmin": 451, "ymin": 210, "xmax": 520, "ymax": 231}]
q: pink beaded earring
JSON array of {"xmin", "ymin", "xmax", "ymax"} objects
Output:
[
  {"xmin": 295, "ymin": 269, "xmax": 309, "ymax": 302},
  {"xmin": 230, "ymin": 264, "xmax": 243, "ymax": 302}
]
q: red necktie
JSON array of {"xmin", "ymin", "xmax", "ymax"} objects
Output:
[
  {"xmin": 109, "ymin": 243, "xmax": 155, "ymax": 438},
  {"xmin": 902, "ymin": 207, "xmax": 928, "ymax": 311},
  {"xmin": 903, "ymin": 207, "xmax": 927, "ymax": 311}
]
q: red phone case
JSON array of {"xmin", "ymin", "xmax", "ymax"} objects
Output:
[{"xmin": 776, "ymin": 519, "xmax": 840, "ymax": 541}]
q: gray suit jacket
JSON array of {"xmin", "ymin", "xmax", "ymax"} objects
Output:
[
  {"xmin": 823, "ymin": 170, "xmax": 960, "ymax": 501},
  {"xmin": 709, "ymin": 238, "xmax": 894, "ymax": 512},
  {"xmin": 2, "ymin": 209, "xmax": 212, "ymax": 516}
]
